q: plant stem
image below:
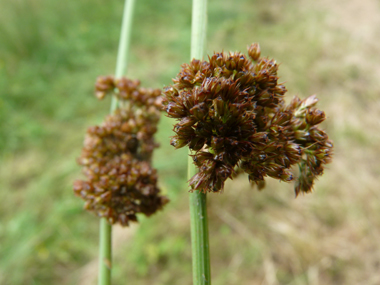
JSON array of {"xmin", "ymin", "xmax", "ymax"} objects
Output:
[
  {"xmin": 111, "ymin": 0, "xmax": 136, "ymax": 112},
  {"xmin": 191, "ymin": 0, "xmax": 207, "ymax": 61},
  {"xmin": 99, "ymin": 1, "xmax": 136, "ymax": 285},
  {"xmin": 98, "ymin": 218, "xmax": 112, "ymax": 285},
  {"xmin": 189, "ymin": 181, "xmax": 211, "ymax": 285},
  {"xmin": 189, "ymin": 0, "xmax": 210, "ymax": 284}
]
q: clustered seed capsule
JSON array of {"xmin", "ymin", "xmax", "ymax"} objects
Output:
[
  {"xmin": 163, "ymin": 43, "xmax": 333, "ymax": 195},
  {"xmin": 74, "ymin": 76, "xmax": 169, "ymax": 226},
  {"xmin": 95, "ymin": 75, "xmax": 163, "ymax": 108}
]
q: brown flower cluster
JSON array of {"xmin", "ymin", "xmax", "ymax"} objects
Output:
[
  {"xmin": 73, "ymin": 76, "xmax": 169, "ymax": 226},
  {"xmin": 163, "ymin": 43, "xmax": 333, "ymax": 195},
  {"xmin": 95, "ymin": 75, "xmax": 163, "ymax": 108}
]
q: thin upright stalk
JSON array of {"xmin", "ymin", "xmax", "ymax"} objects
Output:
[
  {"xmin": 98, "ymin": 218, "xmax": 112, "ymax": 285},
  {"xmin": 98, "ymin": 0, "xmax": 136, "ymax": 284},
  {"xmin": 189, "ymin": 173, "xmax": 211, "ymax": 285},
  {"xmin": 189, "ymin": 0, "xmax": 210, "ymax": 284},
  {"xmin": 111, "ymin": 0, "xmax": 136, "ymax": 112}
]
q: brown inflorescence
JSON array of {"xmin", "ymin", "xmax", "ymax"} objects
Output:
[
  {"xmin": 74, "ymin": 76, "xmax": 169, "ymax": 226},
  {"xmin": 163, "ymin": 43, "xmax": 333, "ymax": 195}
]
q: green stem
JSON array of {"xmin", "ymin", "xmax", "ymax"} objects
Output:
[
  {"xmin": 111, "ymin": 0, "xmax": 136, "ymax": 112},
  {"xmin": 189, "ymin": 182, "xmax": 211, "ymax": 285},
  {"xmin": 189, "ymin": 0, "xmax": 210, "ymax": 284},
  {"xmin": 99, "ymin": 1, "xmax": 136, "ymax": 285},
  {"xmin": 191, "ymin": 0, "xmax": 207, "ymax": 60},
  {"xmin": 98, "ymin": 218, "xmax": 112, "ymax": 285}
]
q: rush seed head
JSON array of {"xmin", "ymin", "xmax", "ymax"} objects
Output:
[
  {"xmin": 74, "ymin": 77, "xmax": 169, "ymax": 226},
  {"xmin": 163, "ymin": 43, "xmax": 333, "ymax": 195}
]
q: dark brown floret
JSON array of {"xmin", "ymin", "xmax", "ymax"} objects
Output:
[
  {"xmin": 74, "ymin": 77, "xmax": 168, "ymax": 226},
  {"xmin": 74, "ymin": 155, "xmax": 169, "ymax": 226},
  {"xmin": 248, "ymin": 43, "xmax": 261, "ymax": 61},
  {"xmin": 163, "ymin": 43, "xmax": 333, "ymax": 195}
]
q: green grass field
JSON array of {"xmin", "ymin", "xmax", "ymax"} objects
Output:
[{"xmin": 1, "ymin": 0, "xmax": 380, "ymax": 284}]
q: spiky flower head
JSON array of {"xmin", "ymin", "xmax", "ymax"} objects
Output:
[
  {"xmin": 163, "ymin": 43, "xmax": 333, "ymax": 195},
  {"xmin": 74, "ymin": 77, "xmax": 169, "ymax": 226}
]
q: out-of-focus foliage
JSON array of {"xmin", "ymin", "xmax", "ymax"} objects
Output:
[{"xmin": 1, "ymin": 0, "xmax": 380, "ymax": 284}]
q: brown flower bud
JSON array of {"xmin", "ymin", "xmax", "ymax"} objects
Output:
[
  {"xmin": 248, "ymin": 43, "xmax": 261, "ymax": 61},
  {"xmin": 306, "ymin": 109, "xmax": 325, "ymax": 125}
]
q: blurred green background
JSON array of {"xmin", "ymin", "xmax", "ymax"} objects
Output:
[{"xmin": 1, "ymin": 0, "xmax": 380, "ymax": 284}]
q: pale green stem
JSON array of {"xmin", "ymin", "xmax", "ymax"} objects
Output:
[
  {"xmin": 189, "ymin": 171, "xmax": 211, "ymax": 285},
  {"xmin": 110, "ymin": 0, "xmax": 136, "ymax": 112},
  {"xmin": 189, "ymin": 0, "xmax": 210, "ymax": 284},
  {"xmin": 98, "ymin": 218, "xmax": 112, "ymax": 285},
  {"xmin": 191, "ymin": 0, "xmax": 207, "ymax": 60},
  {"xmin": 99, "ymin": 0, "xmax": 136, "ymax": 285}
]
